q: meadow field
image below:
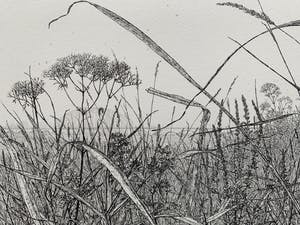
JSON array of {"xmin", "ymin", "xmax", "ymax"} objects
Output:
[{"xmin": 1, "ymin": 1, "xmax": 300, "ymax": 225}]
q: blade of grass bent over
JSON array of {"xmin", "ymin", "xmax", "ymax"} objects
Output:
[
  {"xmin": 75, "ymin": 142, "xmax": 156, "ymax": 225},
  {"xmin": 48, "ymin": 0, "xmax": 228, "ymax": 121},
  {"xmin": 156, "ymin": 204, "xmax": 236, "ymax": 225},
  {"xmin": 146, "ymin": 87, "xmax": 208, "ymax": 111},
  {"xmin": 0, "ymin": 127, "xmax": 48, "ymax": 225},
  {"xmin": 48, "ymin": 1, "xmax": 300, "ymax": 125},
  {"xmin": 146, "ymin": 87, "xmax": 210, "ymax": 131}
]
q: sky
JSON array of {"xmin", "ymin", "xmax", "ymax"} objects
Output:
[{"xmin": 1, "ymin": 0, "xmax": 300, "ymax": 127}]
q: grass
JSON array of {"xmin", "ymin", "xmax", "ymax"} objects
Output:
[{"xmin": 1, "ymin": 1, "xmax": 300, "ymax": 225}]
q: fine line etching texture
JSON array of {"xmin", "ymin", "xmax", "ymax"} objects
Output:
[{"xmin": 1, "ymin": 1, "xmax": 300, "ymax": 224}]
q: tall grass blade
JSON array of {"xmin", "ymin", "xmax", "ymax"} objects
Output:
[
  {"xmin": 77, "ymin": 142, "xmax": 156, "ymax": 225},
  {"xmin": 49, "ymin": 1, "xmax": 202, "ymax": 90},
  {"xmin": 146, "ymin": 87, "xmax": 208, "ymax": 111},
  {"xmin": 48, "ymin": 1, "xmax": 235, "ymax": 123},
  {"xmin": 157, "ymin": 204, "xmax": 236, "ymax": 225},
  {"xmin": 0, "ymin": 128, "xmax": 47, "ymax": 225}
]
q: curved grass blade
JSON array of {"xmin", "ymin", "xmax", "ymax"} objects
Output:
[
  {"xmin": 48, "ymin": 1, "xmax": 202, "ymax": 89},
  {"xmin": 0, "ymin": 128, "xmax": 47, "ymax": 225},
  {"xmin": 76, "ymin": 142, "xmax": 156, "ymax": 225},
  {"xmin": 48, "ymin": 1, "xmax": 228, "ymax": 120},
  {"xmin": 156, "ymin": 204, "xmax": 236, "ymax": 225},
  {"xmin": 146, "ymin": 88, "xmax": 210, "ymax": 131},
  {"xmin": 48, "ymin": 1, "xmax": 300, "ymax": 122},
  {"xmin": 146, "ymin": 87, "xmax": 207, "ymax": 110},
  {"xmin": 179, "ymin": 149, "xmax": 219, "ymax": 159}
]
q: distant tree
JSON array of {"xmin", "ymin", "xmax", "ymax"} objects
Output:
[
  {"xmin": 260, "ymin": 82, "xmax": 292, "ymax": 118},
  {"xmin": 260, "ymin": 83, "xmax": 281, "ymax": 106}
]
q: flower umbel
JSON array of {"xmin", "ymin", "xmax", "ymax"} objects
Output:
[
  {"xmin": 110, "ymin": 60, "xmax": 140, "ymax": 86},
  {"xmin": 43, "ymin": 53, "xmax": 140, "ymax": 88},
  {"xmin": 9, "ymin": 78, "xmax": 45, "ymax": 106}
]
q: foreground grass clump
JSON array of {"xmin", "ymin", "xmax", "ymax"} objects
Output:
[
  {"xmin": 1, "ymin": 56, "xmax": 300, "ymax": 225},
  {"xmin": 2, "ymin": 1, "xmax": 300, "ymax": 224}
]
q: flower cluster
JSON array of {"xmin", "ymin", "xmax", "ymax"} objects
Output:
[
  {"xmin": 43, "ymin": 58, "xmax": 73, "ymax": 88},
  {"xmin": 8, "ymin": 78, "xmax": 45, "ymax": 106},
  {"xmin": 110, "ymin": 60, "xmax": 140, "ymax": 86},
  {"xmin": 43, "ymin": 53, "xmax": 140, "ymax": 88},
  {"xmin": 108, "ymin": 132, "xmax": 136, "ymax": 175},
  {"xmin": 141, "ymin": 145, "xmax": 176, "ymax": 215},
  {"xmin": 148, "ymin": 145, "xmax": 174, "ymax": 175}
]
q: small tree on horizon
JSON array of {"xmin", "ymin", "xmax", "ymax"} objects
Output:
[{"xmin": 260, "ymin": 82, "xmax": 293, "ymax": 118}]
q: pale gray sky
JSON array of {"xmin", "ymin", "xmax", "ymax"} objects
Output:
[{"xmin": 1, "ymin": 0, "xmax": 300, "ymax": 126}]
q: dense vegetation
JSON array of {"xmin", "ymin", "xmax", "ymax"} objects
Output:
[{"xmin": 1, "ymin": 1, "xmax": 300, "ymax": 225}]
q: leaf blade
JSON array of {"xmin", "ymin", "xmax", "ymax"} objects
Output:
[{"xmin": 79, "ymin": 143, "xmax": 156, "ymax": 225}]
